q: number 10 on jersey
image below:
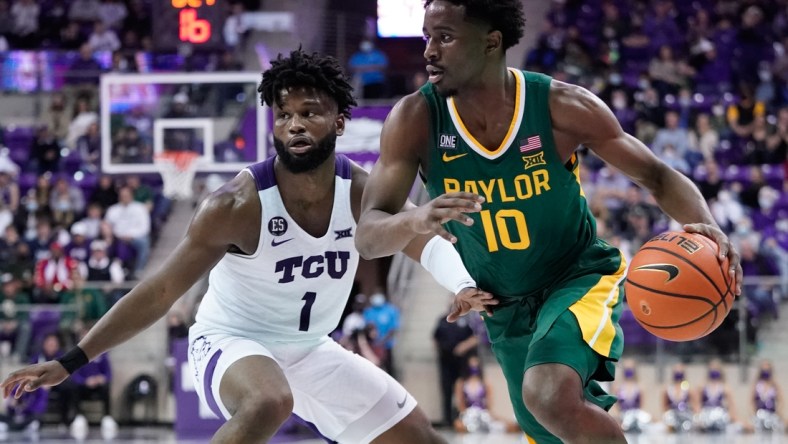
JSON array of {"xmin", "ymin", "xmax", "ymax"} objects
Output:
[{"xmin": 479, "ymin": 209, "xmax": 530, "ymax": 252}]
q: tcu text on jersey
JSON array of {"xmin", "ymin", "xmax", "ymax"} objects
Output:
[{"xmin": 275, "ymin": 251, "xmax": 352, "ymax": 283}]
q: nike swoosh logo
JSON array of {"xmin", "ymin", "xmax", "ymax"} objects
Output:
[
  {"xmin": 634, "ymin": 264, "xmax": 680, "ymax": 283},
  {"xmin": 442, "ymin": 152, "xmax": 468, "ymax": 162},
  {"xmin": 396, "ymin": 392, "xmax": 408, "ymax": 409},
  {"xmin": 271, "ymin": 238, "xmax": 294, "ymax": 247}
]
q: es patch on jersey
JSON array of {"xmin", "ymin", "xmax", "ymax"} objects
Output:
[{"xmin": 268, "ymin": 216, "xmax": 288, "ymax": 236}]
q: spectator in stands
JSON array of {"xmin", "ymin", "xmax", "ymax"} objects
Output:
[
  {"xmin": 752, "ymin": 186, "xmax": 781, "ymax": 232},
  {"xmin": 610, "ymin": 89, "xmax": 638, "ymax": 135},
  {"xmin": 644, "ymin": 0, "xmax": 682, "ymax": 52},
  {"xmin": 524, "ymin": 20, "xmax": 564, "ymax": 73},
  {"xmin": 734, "ymin": 6, "xmax": 774, "ymax": 88},
  {"xmin": 89, "ymin": 175, "xmax": 118, "ymax": 211},
  {"xmin": 0, "ymin": 1, "xmax": 13, "ymax": 41},
  {"xmin": 31, "ymin": 127, "xmax": 61, "ymax": 175},
  {"xmin": 98, "ymin": 0, "xmax": 127, "ymax": 30},
  {"xmin": 31, "ymin": 333, "xmax": 79, "ymax": 431},
  {"xmin": 744, "ymin": 115, "xmax": 777, "ymax": 165},
  {"xmin": 737, "ymin": 231, "xmax": 779, "ymax": 320},
  {"xmin": 697, "ymin": 359, "xmax": 740, "ymax": 433},
  {"xmin": 41, "ymin": 93, "xmax": 71, "ymax": 143},
  {"xmin": 764, "ymin": 108, "xmax": 788, "ymax": 164},
  {"xmin": 222, "ymin": 2, "xmax": 248, "ymax": 51},
  {"xmin": 662, "ymin": 363, "xmax": 697, "ymax": 433},
  {"xmin": 68, "ymin": 0, "xmax": 101, "ymax": 24},
  {"xmin": 27, "ymin": 218, "xmax": 54, "ymax": 262},
  {"xmin": 660, "ymin": 144, "xmax": 691, "ymax": 175},
  {"xmin": 75, "ymin": 122, "xmax": 100, "ymax": 173},
  {"xmin": 66, "ymin": 96, "xmax": 98, "ymax": 150},
  {"xmin": 611, "ymin": 359, "xmax": 650, "ymax": 433},
  {"xmin": 77, "ymin": 203, "xmax": 103, "ymax": 240},
  {"xmin": 10, "ymin": 0, "xmax": 40, "ymax": 49},
  {"xmin": 69, "ymin": 323, "xmax": 118, "ymax": 439},
  {"xmin": 689, "ymin": 113, "xmax": 720, "ymax": 163},
  {"xmin": 85, "ymin": 239, "xmax": 123, "ymax": 284},
  {"xmin": 39, "ymin": 0, "xmax": 69, "ymax": 47},
  {"xmin": 634, "ymin": 87, "xmax": 664, "ymax": 145},
  {"xmin": 124, "ymin": 174, "xmax": 153, "ymax": 212},
  {"xmin": 33, "ymin": 242, "xmax": 79, "ymax": 304},
  {"xmin": 340, "ymin": 293, "xmax": 367, "ymax": 340},
  {"xmin": 65, "ymin": 222, "xmax": 91, "ymax": 265},
  {"xmin": 362, "ymin": 292, "xmax": 399, "ymax": 377},
  {"xmin": 66, "ymin": 43, "xmax": 103, "ymax": 86},
  {"xmin": 49, "ymin": 176, "xmax": 85, "ymax": 227},
  {"xmin": 697, "ymin": 160, "xmax": 723, "ymax": 201},
  {"xmin": 104, "ymin": 186, "xmax": 150, "ymax": 278},
  {"xmin": 652, "ymin": 110, "xmax": 691, "ymax": 160},
  {"xmin": 0, "ymin": 168, "xmax": 20, "ymax": 214},
  {"xmin": 348, "ymin": 39, "xmax": 389, "ymax": 99},
  {"xmin": 0, "ymin": 225, "xmax": 22, "ymax": 270},
  {"xmin": 59, "ymin": 22, "xmax": 84, "ymax": 50},
  {"xmin": 649, "ymin": 45, "xmax": 692, "ymax": 96},
  {"xmin": 113, "ymin": 125, "xmax": 152, "ymax": 164},
  {"xmin": 87, "ymin": 20, "xmax": 120, "ymax": 53},
  {"xmin": 765, "ymin": 219, "xmax": 788, "ymax": 298},
  {"xmin": 434, "ymin": 304, "xmax": 478, "ymax": 427},
  {"xmin": 728, "ymin": 86, "xmax": 766, "ymax": 139},
  {"xmin": 0, "ymin": 385, "xmax": 47, "ymax": 435},
  {"xmin": 0, "ymin": 273, "xmax": 32, "ymax": 361},
  {"xmin": 122, "ymin": 0, "xmax": 150, "ymax": 39},
  {"xmin": 740, "ymin": 166, "xmax": 766, "ymax": 210},
  {"xmin": 751, "ymin": 360, "xmax": 784, "ymax": 432}
]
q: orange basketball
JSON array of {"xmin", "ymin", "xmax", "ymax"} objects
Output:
[{"xmin": 624, "ymin": 231, "xmax": 736, "ymax": 342}]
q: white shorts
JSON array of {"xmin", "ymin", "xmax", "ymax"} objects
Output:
[{"xmin": 187, "ymin": 325, "xmax": 417, "ymax": 443}]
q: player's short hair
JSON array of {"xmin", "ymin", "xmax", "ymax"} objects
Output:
[
  {"xmin": 258, "ymin": 48, "xmax": 357, "ymax": 119},
  {"xmin": 424, "ymin": 0, "xmax": 525, "ymax": 51}
]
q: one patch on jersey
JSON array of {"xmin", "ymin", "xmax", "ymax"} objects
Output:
[
  {"xmin": 439, "ymin": 133, "xmax": 458, "ymax": 150},
  {"xmin": 268, "ymin": 216, "xmax": 288, "ymax": 236},
  {"xmin": 519, "ymin": 135, "xmax": 542, "ymax": 152},
  {"xmin": 334, "ymin": 227, "xmax": 353, "ymax": 240},
  {"xmin": 522, "ymin": 152, "xmax": 546, "ymax": 170}
]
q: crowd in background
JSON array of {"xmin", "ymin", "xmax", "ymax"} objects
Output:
[{"xmin": 0, "ymin": 0, "xmax": 786, "ymax": 438}]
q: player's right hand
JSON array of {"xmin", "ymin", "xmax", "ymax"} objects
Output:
[
  {"xmin": 408, "ymin": 192, "xmax": 484, "ymax": 243},
  {"xmin": 447, "ymin": 287, "xmax": 498, "ymax": 322},
  {"xmin": 1, "ymin": 361, "xmax": 69, "ymax": 399}
]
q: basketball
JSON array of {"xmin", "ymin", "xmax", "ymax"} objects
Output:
[{"xmin": 624, "ymin": 231, "xmax": 736, "ymax": 342}]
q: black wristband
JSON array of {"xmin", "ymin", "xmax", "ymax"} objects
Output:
[{"xmin": 56, "ymin": 346, "xmax": 89, "ymax": 374}]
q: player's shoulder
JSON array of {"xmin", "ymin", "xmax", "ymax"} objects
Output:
[
  {"xmin": 548, "ymin": 78, "xmax": 596, "ymax": 107},
  {"xmin": 387, "ymin": 90, "xmax": 429, "ymax": 124},
  {"xmin": 196, "ymin": 172, "xmax": 259, "ymax": 222}
]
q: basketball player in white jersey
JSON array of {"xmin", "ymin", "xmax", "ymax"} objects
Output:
[{"xmin": 1, "ymin": 49, "xmax": 496, "ymax": 443}]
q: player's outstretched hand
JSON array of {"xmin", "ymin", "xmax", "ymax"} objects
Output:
[
  {"xmin": 409, "ymin": 192, "xmax": 484, "ymax": 243},
  {"xmin": 683, "ymin": 223, "xmax": 742, "ymax": 295},
  {"xmin": 1, "ymin": 361, "xmax": 69, "ymax": 399},
  {"xmin": 447, "ymin": 287, "xmax": 498, "ymax": 323}
]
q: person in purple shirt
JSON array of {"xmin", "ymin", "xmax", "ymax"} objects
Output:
[
  {"xmin": 31, "ymin": 333, "xmax": 78, "ymax": 429},
  {"xmin": 0, "ymin": 385, "xmax": 47, "ymax": 433}
]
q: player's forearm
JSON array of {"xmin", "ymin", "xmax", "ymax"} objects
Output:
[
  {"xmin": 78, "ymin": 279, "xmax": 177, "ymax": 360},
  {"xmin": 355, "ymin": 208, "xmax": 421, "ymax": 259},
  {"xmin": 649, "ymin": 165, "xmax": 718, "ymax": 227}
]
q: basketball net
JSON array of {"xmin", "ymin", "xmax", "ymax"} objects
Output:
[{"xmin": 154, "ymin": 151, "xmax": 200, "ymax": 200}]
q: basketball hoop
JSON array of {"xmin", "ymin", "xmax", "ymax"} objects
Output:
[{"xmin": 154, "ymin": 151, "xmax": 200, "ymax": 200}]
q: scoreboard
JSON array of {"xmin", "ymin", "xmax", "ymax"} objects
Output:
[{"xmin": 152, "ymin": 0, "xmax": 226, "ymax": 50}]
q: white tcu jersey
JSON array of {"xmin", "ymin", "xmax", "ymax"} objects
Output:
[{"xmin": 195, "ymin": 155, "xmax": 359, "ymax": 343}]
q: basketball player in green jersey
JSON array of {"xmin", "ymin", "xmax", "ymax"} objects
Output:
[{"xmin": 356, "ymin": 1, "xmax": 743, "ymax": 443}]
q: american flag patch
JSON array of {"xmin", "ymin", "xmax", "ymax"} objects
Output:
[{"xmin": 520, "ymin": 135, "xmax": 542, "ymax": 152}]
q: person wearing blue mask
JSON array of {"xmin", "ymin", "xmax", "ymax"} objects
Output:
[
  {"xmin": 362, "ymin": 292, "xmax": 400, "ymax": 376},
  {"xmin": 348, "ymin": 39, "xmax": 389, "ymax": 99}
]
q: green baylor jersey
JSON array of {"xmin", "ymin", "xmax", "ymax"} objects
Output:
[{"xmin": 420, "ymin": 69, "xmax": 601, "ymax": 300}]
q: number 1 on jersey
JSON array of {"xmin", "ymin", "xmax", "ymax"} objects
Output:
[
  {"xmin": 300, "ymin": 292, "xmax": 317, "ymax": 331},
  {"xmin": 479, "ymin": 209, "xmax": 530, "ymax": 252}
]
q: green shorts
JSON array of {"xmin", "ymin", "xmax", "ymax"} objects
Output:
[{"xmin": 483, "ymin": 241, "xmax": 626, "ymax": 443}]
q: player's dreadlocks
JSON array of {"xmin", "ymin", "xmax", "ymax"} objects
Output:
[
  {"xmin": 424, "ymin": 0, "xmax": 525, "ymax": 51},
  {"xmin": 258, "ymin": 48, "xmax": 357, "ymax": 119}
]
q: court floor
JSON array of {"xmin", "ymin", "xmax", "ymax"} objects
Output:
[{"xmin": 2, "ymin": 427, "xmax": 786, "ymax": 444}]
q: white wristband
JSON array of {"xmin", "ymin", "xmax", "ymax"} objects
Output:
[{"xmin": 420, "ymin": 236, "xmax": 477, "ymax": 294}]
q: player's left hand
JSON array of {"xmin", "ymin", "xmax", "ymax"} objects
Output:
[
  {"xmin": 447, "ymin": 287, "xmax": 498, "ymax": 322},
  {"xmin": 683, "ymin": 223, "xmax": 742, "ymax": 295}
]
